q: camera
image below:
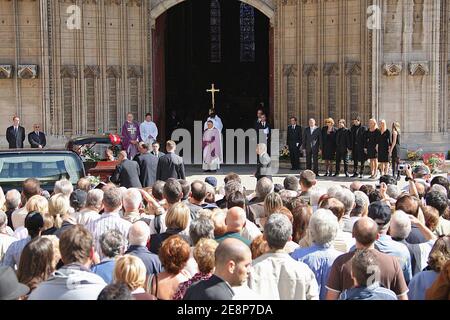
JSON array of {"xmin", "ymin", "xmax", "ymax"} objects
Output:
[{"xmin": 398, "ymin": 164, "xmax": 406, "ymax": 171}]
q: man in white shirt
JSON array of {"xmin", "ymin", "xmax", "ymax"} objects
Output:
[
  {"xmin": 248, "ymin": 214, "xmax": 319, "ymax": 300},
  {"xmin": 76, "ymin": 189, "xmax": 103, "ymax": 226},
  {"xmin": 140, "ymin": 113, "xmax": 158, "ymax": 146},
  {"xmin": 0, "ymin": 212, "xmax": 17, "ymax": 263}
]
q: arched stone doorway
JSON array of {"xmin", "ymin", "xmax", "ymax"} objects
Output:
[{"xmin": 149, "ymin": 0, "xmax": 275, "ymax": 145}]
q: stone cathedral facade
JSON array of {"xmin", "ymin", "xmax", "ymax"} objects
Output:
[{"xmin": 0, "ymin": 0, "xmax": 448, "ymax": 152}]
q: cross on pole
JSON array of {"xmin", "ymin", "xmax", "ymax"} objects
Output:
[{"xmin": 206, "ymin": 83, "xmax": 220, "ymax": 110}]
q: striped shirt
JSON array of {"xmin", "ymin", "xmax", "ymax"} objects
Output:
[
  {"xmin": 86, "ymin": 212, "xmax": 132, "ymax": 256},
  {"xmin": 1, "ymin": 236, "xmax": 31, "ymax": 269}
]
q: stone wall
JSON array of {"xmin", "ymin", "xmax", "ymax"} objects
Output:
[{"xmin": 0, "ymin": 0, "xmax": 448, "ymax": 153}]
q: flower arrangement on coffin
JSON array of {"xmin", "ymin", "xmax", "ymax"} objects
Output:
[
  {"xmin": 83, "ymin": 147, "xmax": 102, "ymax": 162},
  {"xmin": 280, "ymin": 146, "xmax": 290, "ymax": 160},
  {"xmin": 407, "ymin": 148, "xmax": 423, "ymax": 161},
  {"xmin": 422, "ymin": 153, "xmax": 445, "ymax": 174},
  {"xmin": 86, "ymin": 175, "xmax": 102, "ymax": 188}
]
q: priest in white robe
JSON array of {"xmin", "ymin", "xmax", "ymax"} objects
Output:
[
  {"xmin": 203, "ymin": 109, "xmax": 223, "ymax": 132},
  {"xmin": 202, "ymin": 120, "xmax": 222, "ymax": 172},
  {"xmin": 140, "ymin": 113, "xmax": 158, "ymax": 146}
]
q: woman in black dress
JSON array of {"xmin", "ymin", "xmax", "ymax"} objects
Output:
[
  {"xmin": 364, "ymin": 118, "xmax": 381, "ymax": 179},
  {"xmin": 389, "ymin": 121, "xmax": 401, "ymax": 180},
  {"xmin": 320, "ymin": 118, "xmax": 337, "ymax": 176},
  {"xmin": 377, "ymin": 120, "xmax": 391, "ymax": 176}
]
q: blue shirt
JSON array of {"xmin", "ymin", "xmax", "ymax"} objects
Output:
[
  {"xmin": 339, "ymin": 283, "xmax": 398, "ymax": 300},
  {"xmin": 375, "ymin": 235, "xmax": 412, "ymax": 283},
  {"xmin": 91, "ymin": 258, "xmax": 116, "ymax": 284},
  {"xmin": 1, "ymin": 236, "xmax": 31, "ymax": 269},
  {"xmin": 291, "ymin": 244, "xmax": 342, "ymax": 300},
  {"xmin": 125, "ymin": 245, "xmax": 162, "ymax": 276},
  {"xmin": 408, "ymin": 270, "xmax": 438, "ymax": 300}
]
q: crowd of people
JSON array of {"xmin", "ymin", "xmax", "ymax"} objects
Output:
[{"xmin": 0, "ymin": 158, "xmax": 449, "ymax": 300}]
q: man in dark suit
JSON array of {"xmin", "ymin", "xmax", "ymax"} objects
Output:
[
  {"xmin": 6, "ymin": 116, "xmax": 25, "ymax": 149},
  {"xmin": 183, "ymin": 238, "xmax": 252, "ymax": 300},
  {"xmin": 150, "ymin": 141, "xmax": 165, "ymax": 158},
  {"xmin": 134, "ymin": 142, "xmax": 158, "ymax": 188},
  {"xmin": 350, "ymin": 116, "xmax": 368, "ymax": 178},
  {"xmin": 335, "ymin": 119, "xmax": 352, "ymax": 177},
  {"xmin": 286, "ymin": 117, "xmax": 303, "ymax": 170},
  {"xmin": 255, "ymin": 143, "xmax": 272, "ymax": 181},
  {"xmin": 256, "ymin": 113, "xmax": 271, "ymax": 154},
  {"xmin": 156, "ymin": 140, "xmax": 185, "ymax": 181},
  {"xmin": 110, "ymin": 151, "xmax": 142, "ymax": 188},
  {"xmin": 302, "ymin": 118, "xmax": 322, "ymax": 175},
  {"xmin": 28, "ymin": 124, "xmax": 46, "ymax": 148},
  {"xmin": 254, "ymin": 109, "xmax": 264, "ymax": 131}
]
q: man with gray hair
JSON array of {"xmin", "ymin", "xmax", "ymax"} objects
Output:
[
  {"xmin": 189, "ymin": 217, "xmax": 215, "ymax": 246},
  {"xmin": 348, "ymin": 191, "xmax": 370, "ymax": 231},
  {"xmin": 390, "ymin": 210, "xmax": 436, "ymax": 275},
  {"xmin": 125, "ymin": 221, "xmax": 162, "ymax": 276},
  {"xmin": 5, "ymin": 189, "xmax": 21, "ymax": 230},
  {"xmin": 216, "ymin": 180, "xmax": 243, "ymax": 209},
  {"xmin": 122, "ymin": 188, "xmax": 143, "ymax": 223},
  {"xmin": 91, "ymin": 230, "xmax": 126, "ymax": 284},
  {"xmin": 0, "ymin": 211, "xmax": 17, "ymax": 262},
  {"xmin": 86, "ymin": 186, "xmax": 132, "ymax": 256},
  {"xmin": 334, "ymin": 188, "xmax": 356, "ymax": 233},
  {"xmin": 248, "ymin": 177, "xmax": 273, "ymax": 224},
  {"xmin": 249, "ymin": 214, "xmax": 319, "ymax": 300},
  {"xmin": 291, "ymin": 209, "xmax": 341, "ymax": 299},
  {"xmin": 76, "ymin": 189, "xmax": 103, "ymax": 226},
  {"xmin": 255, "ymin": 143, "xmax": 272, "ymax": 181},
  {"xmin": 54, "ymin": 179, "xmax": 74, "ymax": 198}
]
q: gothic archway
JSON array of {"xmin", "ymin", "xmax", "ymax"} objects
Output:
[{"xmin": 150, "ymin": 0, "xmax": 275, "ymax": 22}]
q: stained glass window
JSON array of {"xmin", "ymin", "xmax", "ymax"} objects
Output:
[
  {"xmin": 240, "ymin": 3, "xmax": 255, "ymax": 62},
  {"xmin": 210, "ymin": 0, "xmax": 221, "ymax": 63}
]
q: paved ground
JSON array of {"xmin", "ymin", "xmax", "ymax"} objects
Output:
[{"xmin": 185, "ymin": 165, "xmax": 411, "ymax": 192}]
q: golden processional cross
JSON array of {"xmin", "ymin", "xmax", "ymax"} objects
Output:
[{"xmin": 206, "ymin": 83, "xmax": 220, "ymax": 110}]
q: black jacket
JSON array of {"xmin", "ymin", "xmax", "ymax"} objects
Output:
[
  {"xmin": 335, "ymin": 127, "xmax": 351, "ymax": 153},
  {"xmin": 350, "ymin": 124, "xmax": 368, "ymax": 150},
  {"xmin": 134, "ymin": 153, "xmax": 158, "ymax": 187},
  {"xmin": 183, "ymin": 275, "xmax": 234, "ymax": 300},
  {"xmin": 6, "ymin": 126, "xmax": 25, "ymax": 149},
  {"xmin": 302, "ymin": 127, "xmax": 322, "ymax": 153},
  {"xmin": 287, "ymin": 125, "xmax": 303, "ymax": 148},
  {"xmin": 110, "ymin": 159, "xmax": 142, "ymax": 188},
  {"xmin": 156, "ymin": 152, "xmax": 186, "ymax": 181},
  {"xmin": 28, "ymin": 131, "xmax": 47, "ymax": 148}
]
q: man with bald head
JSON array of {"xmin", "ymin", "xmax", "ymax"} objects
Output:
[
  {"xmin": 215, "ymin": 207, "xmax": 251, "ymax": 246},
  {"xmin": 110, "ymin": 150, "xmax": 142, "ymax": 188},
  {"xmin": 125, "ymin": 221, "xmax": 162, "ymax": 276},
  {"xmin": 184, "ymin": 238, "xmax": 252, "ymax": 300},
  {"xmin": 325, "ymin": 217, "xmax": 409, "ymax": 300}
]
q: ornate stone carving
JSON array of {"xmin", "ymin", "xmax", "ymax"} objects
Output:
[
  {"xmin": 127, "ymin": 65, "xmax": 143, "ymax": 78},
  {"xmin": 324, "ymin": 63, "xmax": 339, "ymax": 76},
  {"xmin": 303, "ymin": 64, "xmax": 318, "ymax": 77},
  {"xmin": 345, "ymin": 62, "xmax": 361, "ymax": 76},
  {"xmin": 106, "ymin": 65, "xmax": 122, "ymax": 78},
  {"xmin": 409, "ymin": 61, "xmax": 429, "ymax": 76},
  {"xmin": 60, "ymin": 65, "xmax": 78, "ymax": 78},
  {"xmin": 17, "ymin": 65, "xmax": 38, "ymax": 79},
  {"xmin": 126, "ymin": 0, "xmax": 142, "ymax": 7},
  {"xmin": 283, "ymin": 64, "xmax": 297, "ymax": 77},
  {"xmin": 0, "ymin": 65, "xmax": 13, "ymax": 79},
  {"xmin": 105, "ymin": 0, "xmax": 121, "ymax": 4},
  {"xmin": 382, "ymin": 63, "xmax": 402, "ymax": 76},
  {"xmin": 82, "ymin": 0, "xmax": 98, "ymax": 4},
  {"xmin": 84, "ymin": 65, "xmax": 100, "ymax": 78}
]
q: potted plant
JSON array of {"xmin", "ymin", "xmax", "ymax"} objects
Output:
[
  {"xmin": 407, "ymin": 148, "xmax": 423, "ymax": 162},
  {"xmin": 280, "ymin": 145, "xmax": 290, "ymax": 161}
]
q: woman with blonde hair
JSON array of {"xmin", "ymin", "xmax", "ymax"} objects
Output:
[
  {"xmin": 114, "ymin": 254, "xmax": 156, "ymax": 300},
  {"xmin": 262, "ymin": 192, "xmax": 283, "ymax": 228},
  {"xmin": 149, "ymin": 202, "xmax": 190, "ymax": 254},
  {"xmin": 365, "ymin": 118, "xmax": 381, "ymax": 179},
  {"xmin": 320, "ymin": 118, "xmax": 337, "ymax": 176},
  {"xmin": 377, "ymin": 119, "xmax": 391, "ymax": 176},
  {"xmin": 389, "ymin": 121, "xmax": 401, "ymax": 180},
  {"xmin": 47, "ymin": 194, "xmax": 75, "ymax": 237},
  {"xmin": 13, "ymin": 195, "xmax": 48, "ymax": 240}
]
